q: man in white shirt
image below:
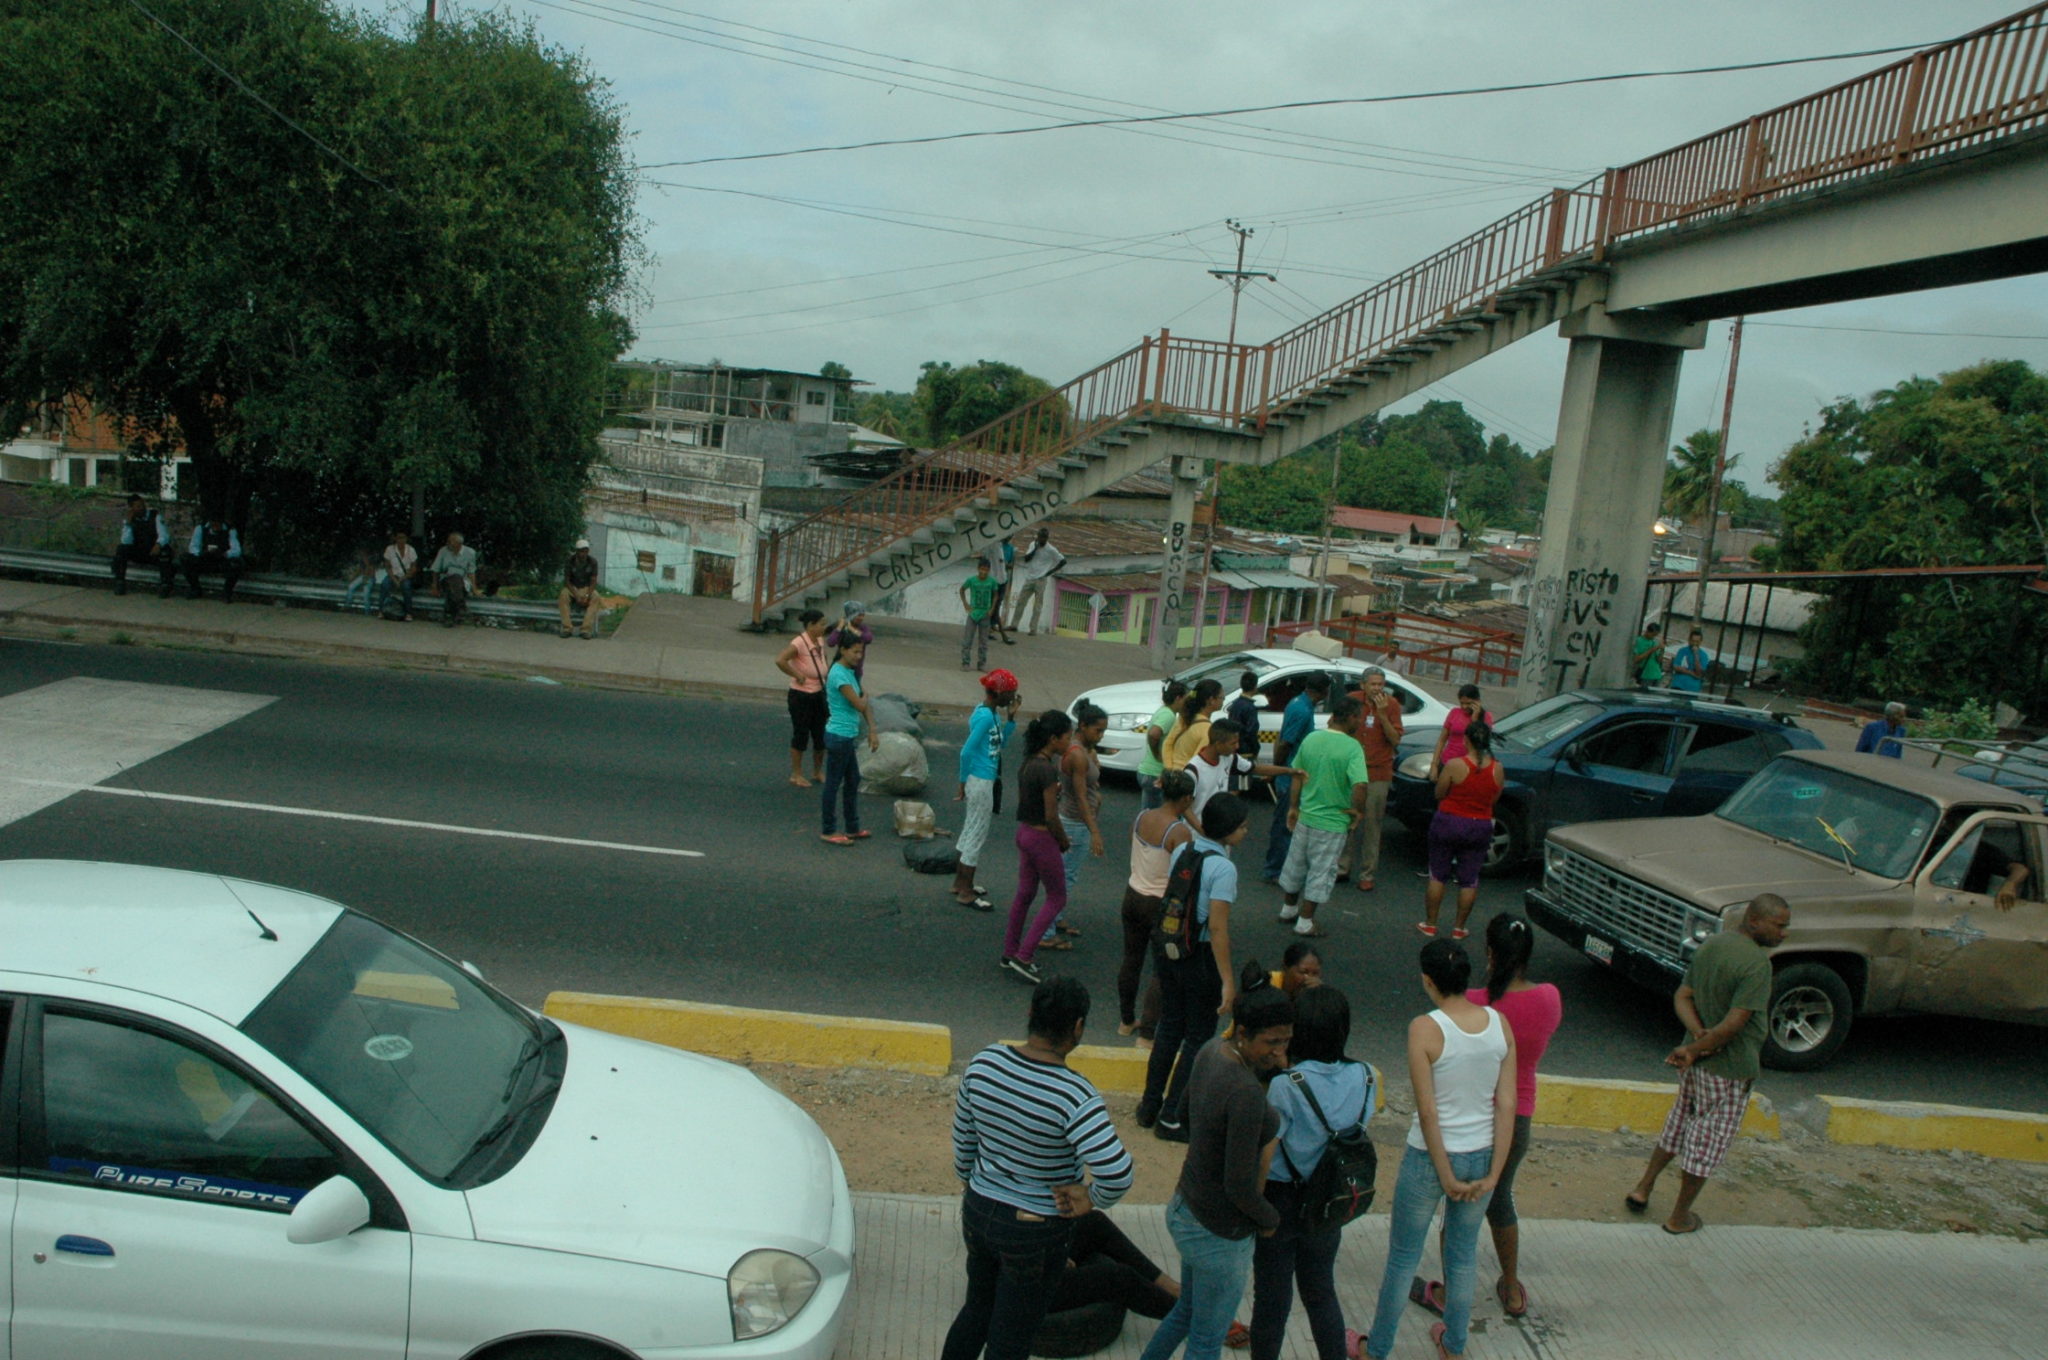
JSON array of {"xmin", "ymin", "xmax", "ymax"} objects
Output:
[
  {"xmin": 1187, "ymin": 719, "xmax": 1300, "ymax": 822},
  {"xmin": 380, "ymin": 530, "xmax": 419, "ymax": 621},
  {"xmin": 1009, "ymin": 528, "xmax": 1066, "ymax": 637}
]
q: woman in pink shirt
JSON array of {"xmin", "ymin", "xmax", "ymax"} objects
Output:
[
  {"xmin": 1455, "ymin": 913, "xmax": 1559, "ymax": 1320},
  {"xmin": 1428, "ymin": 684, "xmax": 1494, "ymax": 777}
]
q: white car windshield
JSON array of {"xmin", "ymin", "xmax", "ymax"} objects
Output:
[
  {"xmin": 1716, "ymin": 761, "xmax": 1940, "ymax": 879},
  {"xmin": 1174, "ymin": 654, "xmax": 1278, "ymax": 688},
  {"xmin": 243, "ymin": 912, "xmax": 553, "ymax": 1187}
]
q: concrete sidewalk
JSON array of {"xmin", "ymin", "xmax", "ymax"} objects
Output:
[
  {"xmin": 844, "ymin": 1193, "xmax": 2043, "ymax": 1359},
  {"xmin": 0, "ymin": 579, "xmax": 1169, "ymax": 716}
]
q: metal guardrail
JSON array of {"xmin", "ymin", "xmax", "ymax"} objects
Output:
[
  {"xmin": 0, "ymin": 546, "xmax": 561, "ymax": 628},
  {"xmin": 754, "ymin": 5, "xmax": 2048, "ymax": 620}
]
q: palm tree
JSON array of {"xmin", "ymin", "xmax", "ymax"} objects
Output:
[{"xmin": 1664, "ymin": 428, "xmax": 1736, "ymax": 524}]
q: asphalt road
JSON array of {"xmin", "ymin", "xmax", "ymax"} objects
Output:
[{"xmin": 2, "ymin": 640, "xmax": 2042, "ymax": 1117}]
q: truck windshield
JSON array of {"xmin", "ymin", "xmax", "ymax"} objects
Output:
[{"xmin": 1717, "ymin": 761, "xmax": 1941, "ymax": 879}]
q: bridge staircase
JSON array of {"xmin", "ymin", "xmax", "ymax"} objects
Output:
[{"xmin": 752, "ymin": 5, "xmax": 2048, "ymax": 628}]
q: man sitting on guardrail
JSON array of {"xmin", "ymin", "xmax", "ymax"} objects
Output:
[
  {"xmin": 180, "ymin": 519, "xmax": 243, "ymax": 603},
  {"xmin": 558, "ymin": 538, "xmax": 602, "ymax": 639},
  {"xmin": 430, "ymin": 531, "xmax": 479, "ymax": 628},
  {"xmin": 111, "ymin": 494, "xmax": 175, "ymax": 598}
]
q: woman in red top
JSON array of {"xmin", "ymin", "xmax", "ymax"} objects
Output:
[
  {"xmin": 1465, "ymin": 913, "xmax": 1560, "ymax": 1319},
  {"xmin": 1423, "ymin": 720, "xmax": 1502, "ymax": 939}
]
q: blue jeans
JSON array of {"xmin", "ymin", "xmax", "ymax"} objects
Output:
[
  {"xmin": 939, "ymin": 1189, "xmax": 1075, "ymax": 1360},
  {"xmin": 1141, "ymin": 776, "xmax": 1164, "ymax": 810},
  {"xmin": 821, "ymin": 732, "xmax": 861, "ymax": 835},
  {"xmin": 343, "ymin": 574, "xmax": 378, "ymax": 614},
  {"xmin": 1140, "ymin": 942, "xmax": 1221, "ymax": 1127},
  {"xmin": 1366, "ymin": 1145, "xmax": 1495, "ymax": 1359},
  {"xmin": 1262, "ymin": 774, "xmax": 1294, "ymax": 878},
  {"xmin": 1250, "ymin": 1179, "xmax": 1346, "ymax": 1360},
  {"xmin": 1140, "ymin": 1195, "xmax": 1256, "ymax": 1360}
]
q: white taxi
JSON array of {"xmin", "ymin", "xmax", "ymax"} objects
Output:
[{"xmin": 0, "ymin": 860, "xmax": 852, "ymax": 1359}]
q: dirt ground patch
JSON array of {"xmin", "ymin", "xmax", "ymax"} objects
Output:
[{"xmin": 752, "ymin": 1062, "xmax": 2048, "ymax": 1240}]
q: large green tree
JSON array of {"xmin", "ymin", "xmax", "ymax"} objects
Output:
[
  {"xmin": 913, "ymin": 360, "xmax": 1055, "ymax": 446},
  {"xmin": 1768, "ymin": 360, "xmax": 2048, "ymax": 715},
  {"xmin": 0, "ymin": 0, "xmax": 639, "ymax": 573}
]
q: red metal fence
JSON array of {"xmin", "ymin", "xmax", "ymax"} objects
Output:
[
  {"xmin": 1268, "ymin": 612, "xmax": 1523, "ymax": 688},
  {"xmin": 755, "ymin": 5, "xmax": 2048, "ymax": 619}
]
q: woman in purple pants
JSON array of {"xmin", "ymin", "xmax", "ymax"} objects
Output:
[{"xmin": 1000, "ymin": 710, "xmax": 1074, "ymax": 986}]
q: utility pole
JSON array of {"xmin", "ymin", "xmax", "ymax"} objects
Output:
[
  {"xmin": 1185, "ymin": 221, "xmax": 1276, "ymax": 661},
  {"xmin": 1692, "ymin": 317, "xmax": 1744, "ymax": 639},
  {"xmin": 1208, "ymin": 219, "xmax": 1276, "ymax": 350}
]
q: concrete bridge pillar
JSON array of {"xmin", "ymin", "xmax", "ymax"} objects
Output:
[
  {"xmin": 1516, "ymin": 305, "xmax": 1707, "ymax": 708},
  {"xmin": 1149, "ymin": 456, "xmax": 1204, "ymax": 673}
]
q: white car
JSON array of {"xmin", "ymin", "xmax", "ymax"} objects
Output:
[
  {"xmin": 0, "ymin": 860, "xmax": 852, "ymax": 1360},
  {"xmin": 1071, "ymin": 647, "xmax": 1454, "ymax": 775}
]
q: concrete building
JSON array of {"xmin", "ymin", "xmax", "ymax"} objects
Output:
[
  {"xmin": 2, "ymin": 395, "xmax": 185, "ymax": 499},
  {"xmin": 614, "ymin": 362, "xmax": 859, "ymax": 489},
  {"xmin": 1331, "ymin": 506, "xmax": 1463, "ymax": 551},
  {"xmin": 582, "ymin": 436, "xmax": 763, "ymax": 601}
]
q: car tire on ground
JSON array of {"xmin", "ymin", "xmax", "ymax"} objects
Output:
[
  {"xmin": 1762, "ymin": 961, "xmax": 1854, "ymax": 1071},
  {"xmin": 1031, "ymin": 1299, "xmax": 1127, "ymax": 1358},
  {"xmin": 1484, "ymin": 807, "xmax": 1525, "ymax": 871}
]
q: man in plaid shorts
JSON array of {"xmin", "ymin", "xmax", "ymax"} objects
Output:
[{"xmin": 1626, "ymin": 893, "xmax": 1790, "ymax": 1234}]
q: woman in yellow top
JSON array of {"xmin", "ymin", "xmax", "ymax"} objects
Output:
[{"xmin": 1162, "ymin": 679, "xmax": 1225, "ymax": 772}]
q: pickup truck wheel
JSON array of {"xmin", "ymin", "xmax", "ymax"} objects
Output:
[
  {"xmin": 1762, "ymin": 962, "xmax": 1853, "ymax": 1071},
  {"xmin": 1484, "ymin": 808, "xmax": 1525, "ymax": 871}
]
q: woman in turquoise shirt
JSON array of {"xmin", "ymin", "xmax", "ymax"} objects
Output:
[{"xmin": 821, "ymin": 636, "xmax": 878, "ymax": 844}]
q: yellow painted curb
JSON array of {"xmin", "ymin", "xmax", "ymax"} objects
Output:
[
  {"xmin": 1065, "ymin": 1043, "xmax": 1151, "ymax": 1095},
  {"xmin": 1820, "ymin": 1095, "xmax": 2048, "ymax": 1163},
  {"xmin": 544, "ymin": 991, "xmax": 952, "ymax": 1076},
  {"xmin": 1535, "ymin": 1074, "xmax": 1780, "ymax": 1140}
]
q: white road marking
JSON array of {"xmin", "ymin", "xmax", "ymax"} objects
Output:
[
  {"xmin": 8, "ymin": 779, "xmax": 705, "ymax": 859},
  {"xmin": 0, "ymin": 678, "xmax": 276, "ymax": 830}
]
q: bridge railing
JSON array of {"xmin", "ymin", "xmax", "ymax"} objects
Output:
[{"xmin": 754, "ymin": 6, "xmax": 2048, "ymax": 618}]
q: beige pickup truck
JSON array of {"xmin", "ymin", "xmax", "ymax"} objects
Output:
[{"xmin": 1526, "ymin": 749, "xmax": 2047, "ymax": 1070}]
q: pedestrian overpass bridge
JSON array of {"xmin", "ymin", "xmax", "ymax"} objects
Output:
[{"xmin": 752, "ymin": 4, "xmax": 2048, "ymax": 701}]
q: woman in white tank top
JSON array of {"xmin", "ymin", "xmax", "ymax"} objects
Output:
[
  {"xmin": 1117, "ymin": 770, "xmax": 1198, "ymax": 1041},
  {"xmin": 1361, "ymin": 941, "xmax": 1515, "ymax": 1360}
]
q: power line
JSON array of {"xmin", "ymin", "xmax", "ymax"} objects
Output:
[
  {"xmin": 604, "ymin": 0, "xmax": 1597, "ymax": 180},
  {"xmin": 1747, "ymin": 320, "xmax": 2048, "ymax": 340},
  {"xmin": 124, "ymin": 0, "xmax": 393, "ymax": 193},
  {"xmin": 636, "ymin": 37, "xmax": 1951, "ymax": 170}
]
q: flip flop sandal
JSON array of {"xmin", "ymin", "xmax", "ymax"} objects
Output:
[
  {"xmin": 1354, "ymin": 877, "xmax": 1376, "ymax": 892},
  {"xmin": 1038, "ymin": 937, "xmax": 1074, "ymax": 951},
  {"xmin": 1415, "ymin": 922, "xmax": 1438, "ymax": 937},
  {"xmin": 1429, "ymin": 1321, "xmax": 1454, "ymax": 1359},
  {"xmin": 1624, "ymin": 1193, "xmax": 1650, "ymax": 1215},
  {"xmin": 820, "ymin": 834, "xmax": 853, "ymax": 846},
  {"xmin": 1409, "ymin": 1276, "xmax": 1447, "ymax": 1317},
  {"xmin": 1056, "ymin": 922, "xmax": 1082, "ymax": 937},
  {"xmin": 1451, "ymin": 928, "xmax": 1470, "ymax": 940},
  {"xmin": 1496, "ymin": 1277, "xmax": 1529, "ymax": 1318},
  {"xmin": 1223, "ymin": 1319, "xmax": 1250, "ymax": 1349},
  {"xmin": 848, "ymin": 829, "xmax": 872, "ymax": 839},
  {"xmin": 954, "ymin": 895, "xmax": 994, "ymax": 912},
  {"xmin": 1662, "ymin": 1212, "xmax": 1704, "ymax": 1235},
  {"xmin": 1293, "ymin": 924, "xmax": 1330, "ymax": 938}
]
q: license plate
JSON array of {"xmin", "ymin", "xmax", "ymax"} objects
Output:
[{"xmin": 1583, "ymin": 934, "xmax": 1614, "ymax": 965}]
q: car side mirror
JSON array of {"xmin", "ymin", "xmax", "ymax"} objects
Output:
[
  {"xmin": 286, "ymin": 1175, "xmax": 371, "ymax": 1245},
  {"xmin": 1564, "ymin": 744, "xmax": 1588, "ymax": 771}
]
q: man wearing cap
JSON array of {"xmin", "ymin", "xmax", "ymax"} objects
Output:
[
  {"xmin": 559, "ymin": 538, "xmax": 603, "ymax": 639},
  {"xmin": 953, "ymin": 669, "xmax": 1021, "ymax": 911},
  {"xmin": 827, "ymin": 601, "xmax": 875, "ymax": 679}
]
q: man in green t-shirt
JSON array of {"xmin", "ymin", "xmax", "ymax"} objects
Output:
[
  {"xmin": 1627, "ymin": 893, "xmax": 1790, "ymax": 1235},
  {"xmin": 1275, "ymin": 696, "xmax": 1368, "ymax": 939},
  {"xmin": 958, "ymin": 559, "xmax": 1000, "ymax": 670},
  {"xmin": 1631, "ymin": 620, "xmax": 1665, "ymax": 689}
]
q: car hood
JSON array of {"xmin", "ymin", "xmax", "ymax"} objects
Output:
[
  {"xmin": 1076, "ymin": 680, "xmax": 1165, "ymax": 718},
  {"xmin": 463, "ymin": 1021, "xmax": 843, "ymax": 1278},
  {"xmin": 1552, "ymin": 815, "xmax": 1877, "ymax": 902}
]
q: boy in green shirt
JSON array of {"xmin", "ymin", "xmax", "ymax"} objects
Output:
[
  {"xmin": 959, "ymin": 559, "xmax": 999, "ymax": 670},
  {"xmin": 1276, "ymin": 696, "xmax": 1369, "ymax": 938}
]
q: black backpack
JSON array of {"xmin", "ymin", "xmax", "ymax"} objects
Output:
[
  {"xmin": 1278, "ymin": 1066, "xmax": 1379, "ymax": 1231},
  {"xmin": 1151, "ymin": 844, "xmax": 1214, "ymax": 961}
]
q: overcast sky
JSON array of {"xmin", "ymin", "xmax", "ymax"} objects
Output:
[{"xmin": 492, "ymin": 0, "xmax": 2048, "ymax": 488}]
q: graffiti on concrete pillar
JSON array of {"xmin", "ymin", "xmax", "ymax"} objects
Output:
[{"xmin": 1523, "ymin": 566, "xmax": 1620, "ymax": 694}]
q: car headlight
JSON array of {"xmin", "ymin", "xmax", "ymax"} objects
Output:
[
  {"xmin": 729, "ymin": 1248, "xmax": 820, "ymax": 1340},
  {"xmin": 1108, "ymin": 711, "xmax": 1150, "ymax": 731},
  {"xmin": 1543, "ymin": 839, "xmax": 1566, "ymax": 876},
  {"xmin": 1398, "ymin": 752, "xmax": 1433, "ymax": 780}
]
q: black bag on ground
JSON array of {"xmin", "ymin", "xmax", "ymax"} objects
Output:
[
  {"xmin": 903, "ymin": 839, "xmax": 959, "ymax": 875},
  {"xmin": 379, "ymin": 590, "xmax": 407, "ymax": 621},
  {"xmin": 1278, "ymin": 1066, "xmax": 1379, "ymax": 1231},
  {"xmin": 1150, "ymin": 844, "xmax": 1213, "ymax": 962}
]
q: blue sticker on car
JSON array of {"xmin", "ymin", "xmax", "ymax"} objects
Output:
[{"xmin": 52, "ymin": 1158, "xmax": 306, "ymax": 1209}]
